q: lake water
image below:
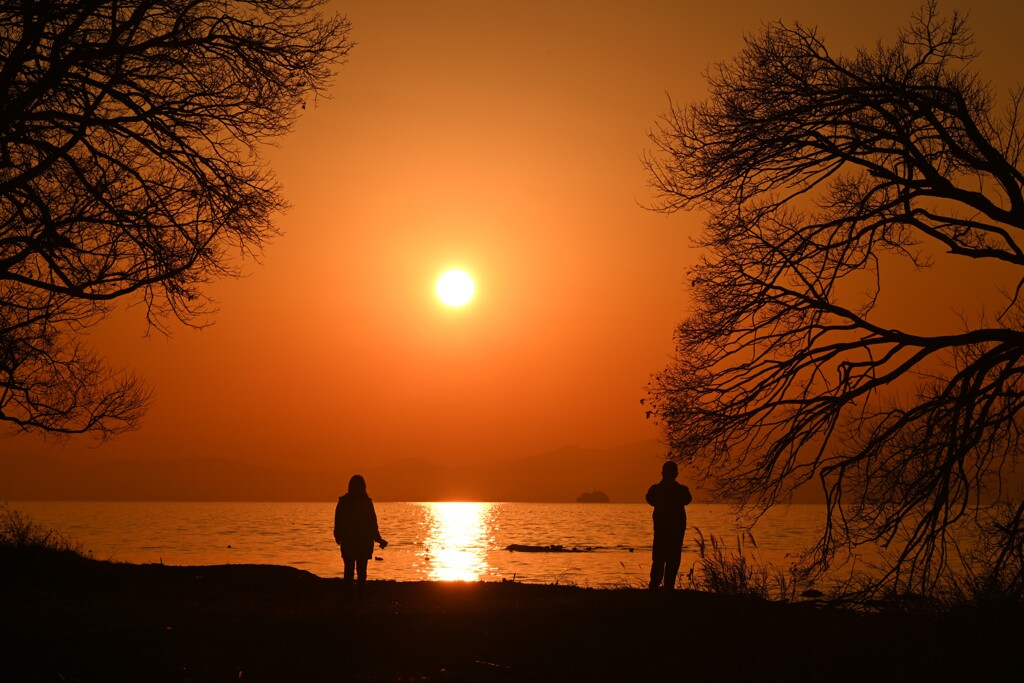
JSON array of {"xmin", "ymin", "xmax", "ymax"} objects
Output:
[{"xmin": 8, "ymin": 501, "xmax": 827, "ymax": 588}]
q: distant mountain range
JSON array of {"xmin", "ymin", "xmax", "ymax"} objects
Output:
[{"xmin": 0, "ymin": 439, "xmax": 827, "ymax": 503}]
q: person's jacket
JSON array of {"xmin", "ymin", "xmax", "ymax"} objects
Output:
[
  {"xmin": 333, "ymin": 493, "xmax": 383, "ymax": 559},
  {"xmin": 646, "ymin": 479, "xmax": 692, "ymax": 537}
]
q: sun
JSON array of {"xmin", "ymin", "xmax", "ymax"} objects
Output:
[{"xmin": 436, "ymin": 269, "xmax": 475, "ymax": 307}]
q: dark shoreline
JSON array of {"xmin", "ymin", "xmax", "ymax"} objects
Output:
[{"xmin": 2, "ymin": 549, "xmax": 1019, "ymax": 682}]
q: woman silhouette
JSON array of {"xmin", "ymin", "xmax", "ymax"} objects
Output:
[{"xmin": 333, "ymin": 474, "xmax": 388, "ymax": 598}]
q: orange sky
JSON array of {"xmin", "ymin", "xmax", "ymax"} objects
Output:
[{"xmin": 9, "ymin": 0, "xmax": 1024, "ymax": 479}]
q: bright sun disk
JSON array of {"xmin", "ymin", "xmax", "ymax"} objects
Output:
[{"xmin": 436, "ymin": 269, "xmax": 475, "ymax": 307}]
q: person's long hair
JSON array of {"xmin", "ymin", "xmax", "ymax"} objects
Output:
[{"xmin": 347, "ymin": 474, "xmax": 368, "ymax": 497}]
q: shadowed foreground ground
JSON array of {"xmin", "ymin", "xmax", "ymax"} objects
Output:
[{"xmin": 2, "ymin": 549, "xmax": 1019, "ymax": 682}]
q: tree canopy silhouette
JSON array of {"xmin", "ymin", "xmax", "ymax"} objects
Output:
[
  {"xmin": 0, "ymin": 0, "xmax": 351, "ymax": 438},
  {"xmin": 645, "ymin": 1, "xmax": 1024, "ymax": 596}
]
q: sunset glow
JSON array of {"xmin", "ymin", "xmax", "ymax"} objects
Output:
[
  {"xmin": 7, "ymin": 0, "xmax": 1024, "ymax": 501},
  {"xmin": 5, "ymin": 2, "xmax": 1022, "ymax": 677},
  {"xmin": 435, "ymin": 269, "xmax": 475, "ymax": 307}
]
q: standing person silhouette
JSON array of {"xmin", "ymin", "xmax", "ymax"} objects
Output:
[
  {"xmin": 333, "ymin": 474, "xmax": 388, "ymax": 599},
  {"xmin": 646, "ymin": 460, "xmax": 692, "ymax": 591}
]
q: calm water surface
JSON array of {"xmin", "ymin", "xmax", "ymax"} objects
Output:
[{"xmin": 10, "ymin": 501, "xmax": 826, "ymax": 588}]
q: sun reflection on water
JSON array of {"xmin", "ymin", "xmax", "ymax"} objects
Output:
[{"xmin": 422, "ymin": 502, "xmax": 492, "ymax": 581}]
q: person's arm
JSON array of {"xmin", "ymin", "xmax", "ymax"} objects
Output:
[
  {"xmin": 333, "ymin": 501, "xmax": 342, "ymax": 544},
  {"xmin": 680, "ymin": 485, "xmax": 693, "ymax": 507},
  {"xmin": 370, "ymin": 503, "xmax": 388, "ymax": 548}
]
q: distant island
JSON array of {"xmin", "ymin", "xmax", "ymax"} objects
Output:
[{"xmin": 576, "ymin": 490, "xmax": 610, "ymax": 503}]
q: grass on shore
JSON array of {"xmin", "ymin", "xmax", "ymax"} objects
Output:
[{"xmin": 0, "ymin": 502, "xmax": 84, "ymax": 555}]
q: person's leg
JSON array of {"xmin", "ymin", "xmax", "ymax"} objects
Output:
[
  {"xmin": 663, "ymin": 550, "xmax": 682, "ymax": 590},
  {"xmin": 355, "ymin": 558, "xmax": 368, "ymax": 599},
  {"xmin": 649, "ymin": 544, "xmax": 665, "ymax": 589},
  {"xmin": 662, "ymin": 535, "xmax": 685, "ymax": 590},
  {"xmin": 342, "ymin": 555, "xmax": 355, "ymax": 599}
]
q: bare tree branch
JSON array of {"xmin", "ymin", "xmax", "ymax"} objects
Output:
[
  {"xmin": 645, "ymin": 1, "xmax": 1024, "ymax": 597},
  {"xmin": 0, "ymin": 0, "xmax": 352, "ymax": 438}
]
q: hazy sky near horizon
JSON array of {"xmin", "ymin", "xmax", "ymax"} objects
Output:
[{"xmin": 9, "ymin": 0, "xmax": 1024, "ymax": 475}]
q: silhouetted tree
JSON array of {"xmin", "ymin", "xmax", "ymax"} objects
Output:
[
  {"xmin": 0, "ymin": 1, "xmax": 351, "ymax": 437},
  {"xmin": 645, "ymin": 1, "xmax": 1024, "ymax": 597}
]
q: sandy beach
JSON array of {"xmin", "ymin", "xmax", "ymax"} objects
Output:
[{"xmin": 2, "ymin": 547, "xmax": 1020, "ymax": 682}]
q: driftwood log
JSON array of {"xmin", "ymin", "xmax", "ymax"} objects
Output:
[{"xmin": 504, "ymin": 544, "xmax": 594, "ymax": 553}]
